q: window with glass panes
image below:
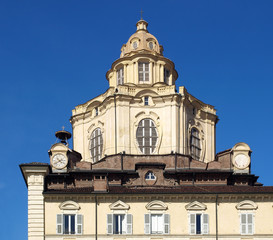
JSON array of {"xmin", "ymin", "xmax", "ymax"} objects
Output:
[
  {"xmin": 190, "ymin": 128, "xmax": 201, "ymax": 160},
  {"xmin": 189, "ymin": 213, "xmax": 209, "ymax": 235},
  {"xmin": 117, "ymin": 67, "xmax": 124, "ymax": 85},
  {"xmin": 138, "ymin": 62, "xmax": 149, "ymax": 82},
  {"xmin": 107, "ymin": 214, "xmax": 132, "ymax": 235},
  {"xmin": 164, "ymin": 68, "xmax": 170, "ymax": 84},
  {"xmin": 136, "ymin": 119, "xmax": 158, "ymax": 154},
  {"xmin": 90, "ymin": 128, "xmax": 103, "ymax": 162},
  {"xmin": 145, "ymin": 171, "xmax": 156, "ymax": 180},
  {"xmin": 144, "ymin": 213, "xmax": 170, "ymax": 234},
  {"xmin": 56, "ymin": 214, "xmax": 83, "ymax": 235}
]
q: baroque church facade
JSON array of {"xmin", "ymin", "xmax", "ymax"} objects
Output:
[{"xmin": 21, "ymin": 19, "xmax": 273, "ymax": 240}]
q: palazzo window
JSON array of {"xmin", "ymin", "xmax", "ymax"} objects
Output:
[
  {"xmin": 189, "ymin": 213, "xmax": 209, "ymax": 235},
  {"xmin": 190, "ymin": 128, "xmax": 201, "ymax": 160},
  {"xmin": 57, "ymin": 214, "xmax": 83, "ymax": 235},
  {"xmin": 107, "ymin": 214, "xmax": 132, "ymax": 234},
  {"xmin": 240, "ymin": 213, "xmax": 254, "ymax": 235},
  {"xmin": 117, "ymin": 67, "xmax": 124, "ymax": 85},
  {"xmin": 236, "ymin": 200, "xmax": 257, "ymax": 235},
  {"xmin": 90, "ymin": 128, "xmax": 103, "ymax": 162},
  {"xmin": 139, "ymin": 62, "xmax": 149, "ymax": 82},
  {"xmin": 164, "ymin": 68, "xmax": 170, "ymax": 84},
  {"xmin": 136, "ymin": 118, "xmax": 158, "ymax": 154},
  {"xmin": 144, "ymin": 213, "xmax": 170, "ymax": 234}
]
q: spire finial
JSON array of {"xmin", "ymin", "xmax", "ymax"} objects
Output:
[{"xmin": 140, "ymin": 9, "xmax": 144, "ymax": 20}]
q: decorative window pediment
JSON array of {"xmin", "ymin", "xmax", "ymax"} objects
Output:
[
  {"xmin": 59, "ymin": 201, "xmax": 80, "ymax": 210},
  {"xmin": 236, "ymin": 200, "xmax": 257, "ymax": 210},
  {"xmin": 146, "ymin": 200, "xmax": 167, "ymax": 210},
  {"xmin": 185, "ymin": 201, "xmax": 207, "ymax": 211},
  {"xmin": 109, "ymin": 200, "xmax": 130, "ymax": 211}
]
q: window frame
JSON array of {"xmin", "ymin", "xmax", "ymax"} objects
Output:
[
  {"xmin": 138, "ymin": 62, "xmax": 150, "ymax": 83},
  {"xmin": 144, "ymin": 213, "xmax": 170, "ymax": 235},
  {"xmin": 107, "ymin": 214, "xmax": 133, "ymax": 235},
  {"xmin": 164, "ymin": 68, "xmax": 170, "ymax": 85},
  {"xmin": 117, "ymin": 67, "xmax": 124, "ymax": 85},
  {"xmin": 57, "ymin": 214, "xmax": 83, "ymax": 235},
  {"xmin": 136, "ymin": 118, "xmax": 158, "ymax": 154},
  {"xmin": 189, "ymin": 213, "xmax": 209, "ymax": 235},
  {"xmin": 144, "ymin": 96, "xmax": 149, "ymax": 106},
  {"xmin": 190, "ymin": 128, "xmax": 201, "ymax": 161},
  {"xmin": 90, "ymin": 128, "xmax": 103, "ymax": 162},
  {"xmin": 240, "ymin": 213, "xmax": 254, "ymax": 235},
  {"xmin": 145, "ymin": 171, "xmax": 156, "ymax": 180}
]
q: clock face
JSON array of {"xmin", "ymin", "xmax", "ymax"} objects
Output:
[
  {"xmin": 52, "ymin": 153, "xmax": 67, "ymax": 169},
  {"xmin": 234, "ymin": 153, "xmax": 249, "ymax": 169}
]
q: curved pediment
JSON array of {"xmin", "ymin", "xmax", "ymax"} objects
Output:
[
  {"xmin": 146, "ymin": 200, "xmax": 168, "ymax": 210},
  {"xmin": 185, "ymin": 201, "xmax": 207, "ymax": 211},
  {"xmin": 109, "ymin": 200, "xmax": 130, "ymax": 210},
  {"xmin": 236, "ymin": 200, "xmax": 257, "ymax": 210},
  {"xmin": 59, "ymin": 201, "xmax": 80, "ymax": 210}
]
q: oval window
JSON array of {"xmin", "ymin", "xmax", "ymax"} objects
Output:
[
  {"xmin": 136, "ymin": 118, "xmax": 158, "ymax": 154},
  {"xmin": 90, "ymin": 128, "xmax": 103, "ymax": 162}
]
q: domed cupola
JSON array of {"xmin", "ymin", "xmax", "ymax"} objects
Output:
[
  {"xmin": 120, "ymin": 19, "xmax": 163, "ymax": 57},
  {"xmin": 106, "ymin": 19, "xmax": 178, "ymax": 88}
]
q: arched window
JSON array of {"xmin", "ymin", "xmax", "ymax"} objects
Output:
[
  {"xmin": 164, "ymin": 68, "xmax": 170, "ymax": 84},
  {"xmin": 90, "ymin": 128, "xmax": 103, "ymax": 162},
  {"xmin": 117, "ymin": 67, "xmax": 124, "ymax": 85},
  {"xmin": 136, "ymin": 118, "xmax": 158, "ymax": 154},
  {"xmin": 190, "ymin": 128, "xmax": 201, "ymax": 160}
]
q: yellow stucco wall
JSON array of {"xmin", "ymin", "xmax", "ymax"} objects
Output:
[{"xmin": 44, "ymin": 195, "xmax": 273, "ymax": 238}]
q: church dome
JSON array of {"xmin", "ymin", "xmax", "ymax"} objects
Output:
[{"xmin": 120, "ymin": 19, "xmax": 163, "ymax": 58}]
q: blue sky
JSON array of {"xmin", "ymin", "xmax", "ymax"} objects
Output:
[{"xmin": 0, "ymin": 0, "xmax": 272, "ymax": 239}]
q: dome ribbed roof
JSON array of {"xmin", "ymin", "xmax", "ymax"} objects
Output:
[{"xmin": 120, "ymin": 20, "xmax": 163, "ymax": 58}]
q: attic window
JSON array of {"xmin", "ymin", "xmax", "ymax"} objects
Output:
[
  {"xmin": 149, "ymin": 42, "xmax": 154, "ymax": 50},
  {"xmin": 145, "ymin": 171, "xmax": 156, "ymax": 180}
]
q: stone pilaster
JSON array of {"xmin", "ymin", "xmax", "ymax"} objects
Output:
[{"xmin": 21, "ymin": 165, "xmax": 49, "ymax": 240}]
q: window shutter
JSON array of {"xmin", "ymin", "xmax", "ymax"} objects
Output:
[
  {"xmin": 164, "ymin": 214, "xmax": 170, "ymax": 234},
  {"xmin": 202, "ymin": 214, "xmax": 209, "ymax": 234},
  {"xmin": 126, "ymin": 214, "xmax": 133, "ymax": 234},
  {"xmin": 247, "ymin": 213, "xmax": 253, "ymax": 234},
  {"xmin": 189, "ymin": 214, "xmax": 196, "ymax": 234},
  {"xmin": 76, "ymin": 214, "xmax": 83, "ymax": 234},
  {"xmin": 241, "ymin": 213, "xmax": 247, "ymax": 234},
  {"xmin": 56, "ymin": 214, "xmax": 63, "ymax": 234},
  {"xmin": 107, "ymin": 214, "xmax": 113, "ymax": 234},
  {"xmin": 144, "ymin": 214, "xmax": 150, "ymax": 234}
]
